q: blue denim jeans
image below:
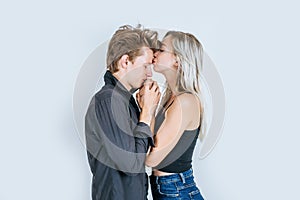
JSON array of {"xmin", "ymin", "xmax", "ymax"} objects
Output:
[{"xmin": 150, "ymin": 168, "xmax": 204, "ymax": 200}]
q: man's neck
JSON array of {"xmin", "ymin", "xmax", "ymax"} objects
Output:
[{"xmin": 112, "ymin": 72, "xmax": 132, "ymax": 92}]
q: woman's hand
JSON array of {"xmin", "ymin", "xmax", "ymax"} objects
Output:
[{"xmin": 137, "ymin": 79, "xmax": 161, "ymax": 125}]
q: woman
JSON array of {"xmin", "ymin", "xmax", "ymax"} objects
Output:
[{"xmin": 140, "ymin": 31, "xmax": 206, "ymax": 199}]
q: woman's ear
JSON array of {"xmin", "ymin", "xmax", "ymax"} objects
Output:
[
  {"xmin": 175, "ymin": 60, "xmax": 178, "ymax": 67},
  {"xmin": 174, "ymin": 56, "xmax": 179, "ymax": 68}
]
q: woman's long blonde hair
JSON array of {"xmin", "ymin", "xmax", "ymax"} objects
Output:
[{"xmin": 160, "ymin": 31, "xmax": 207, "ymax": 140}]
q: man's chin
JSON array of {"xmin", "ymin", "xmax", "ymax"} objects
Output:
[
  {"xmin": 140, "ymin": 79, "xmax": 147, "ymax": 88},
  {"xmin": 131, "ymin": 79, "xmax": 147, "ymax": 92}
]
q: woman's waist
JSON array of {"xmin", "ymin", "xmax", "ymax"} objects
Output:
[
  {"xmin": 152, "ymin": 168, "xmax": 193, "ymax": 178},
  {"xmin": 152, "ymin": 169, "xmax": 175, "ymax": 177}
]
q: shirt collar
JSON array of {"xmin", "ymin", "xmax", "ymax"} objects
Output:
[{"xmin": 104, "ymin": 70, "xmax": 133, "ymax": 97}]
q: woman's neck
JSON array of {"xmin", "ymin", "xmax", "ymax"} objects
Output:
[{"xmin": 164, "ymin": 72, "xmax": 177, "ymax": 95}]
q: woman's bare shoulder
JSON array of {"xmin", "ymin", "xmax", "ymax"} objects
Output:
[{"xmin": 175, "ymin": 93, "xmax": 199, "ymax": 109}]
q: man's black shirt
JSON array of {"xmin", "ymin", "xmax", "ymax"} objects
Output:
[{"xmin": 85, "ymin": 70, "xmax": 154, "ymax": 200}]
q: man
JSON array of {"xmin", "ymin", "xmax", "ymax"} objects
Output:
[{"xmin": 85, "ymin": 25, "xmax": 161, "ymax": 200}]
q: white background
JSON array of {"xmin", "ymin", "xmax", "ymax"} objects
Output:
[{"xmin": 0, "ymin": 0, "xmax": 299, "ymax": 199}]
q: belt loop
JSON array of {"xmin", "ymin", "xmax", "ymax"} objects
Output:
[
  {"xmin": 179, "ymin": 172, "xmax": 186, "ymax": 184},
  {"xmin": 155, "ymin": 176, "xmax": 159, "ymax": 185}
]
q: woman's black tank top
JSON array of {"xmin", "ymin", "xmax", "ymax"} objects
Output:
[{"xmin": 153, "ymin": 103, "xmax": 200, "ymax": 173}]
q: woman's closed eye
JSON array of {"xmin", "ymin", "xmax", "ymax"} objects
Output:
[{"xmin": 158, "ymin": 49, "xmax": 175, "ymax": 55}]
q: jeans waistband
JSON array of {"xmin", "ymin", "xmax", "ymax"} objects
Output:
[{"xmin": 150, "ymin": 168, "xmax": 193, "ymax": 184}]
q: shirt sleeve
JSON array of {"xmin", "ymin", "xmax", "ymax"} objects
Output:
[{"xmin": 85, "ymin": 96, "xmax": 154, "ymax": 175}]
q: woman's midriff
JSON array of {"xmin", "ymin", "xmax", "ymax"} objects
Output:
[{"xmin": 152, "ymin": 169, "xmax": 175, "ymax": 176}]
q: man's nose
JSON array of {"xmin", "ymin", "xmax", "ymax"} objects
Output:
[{"xmin": 146, "ymin": 65, "xmax": 153, "ymax": 78}]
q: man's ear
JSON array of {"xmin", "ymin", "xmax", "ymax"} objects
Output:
[{"xmin": 119, "ymin": 55, "xmax": 129, "ymax": 70}]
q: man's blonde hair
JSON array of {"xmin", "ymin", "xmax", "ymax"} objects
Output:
[{"xmin": 106, "ymin": 24, "xmax": 160, "ymax": 73}]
